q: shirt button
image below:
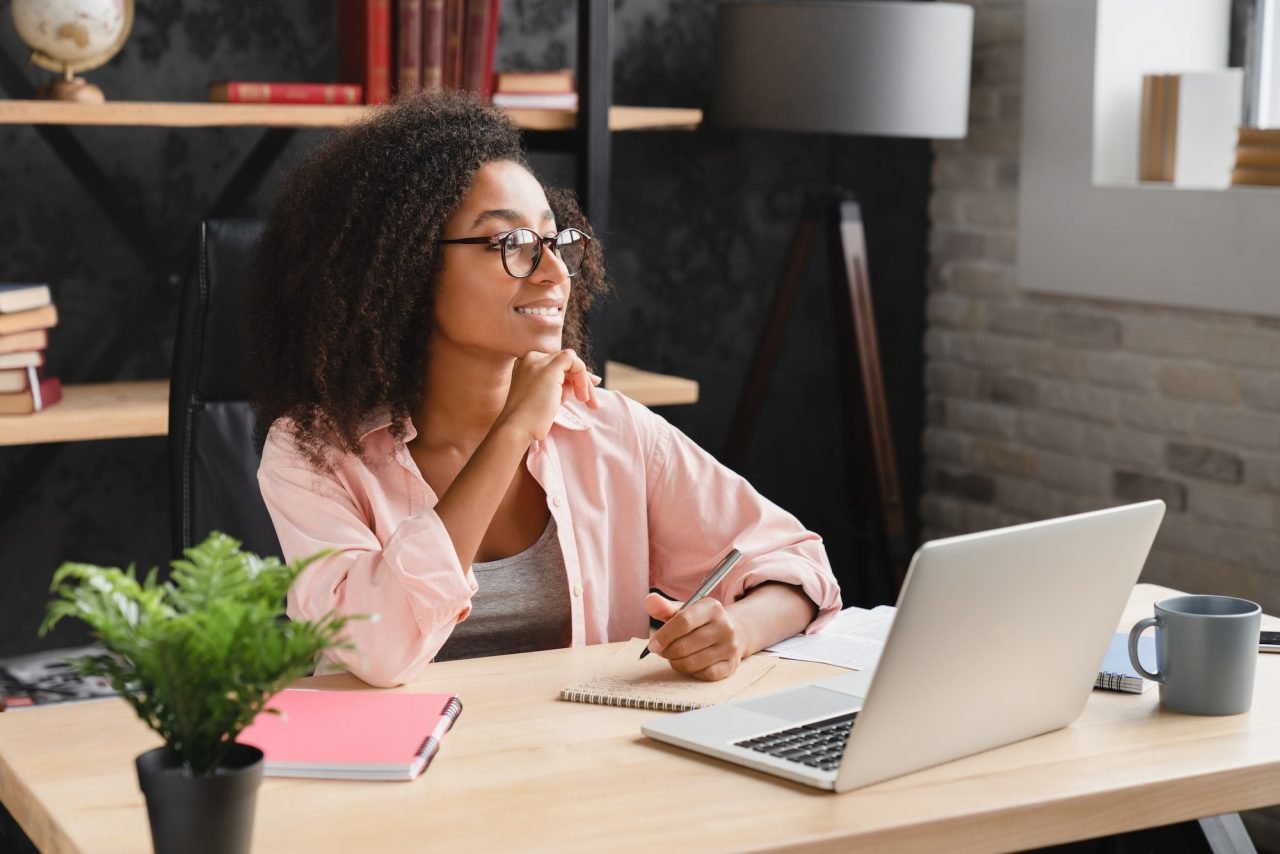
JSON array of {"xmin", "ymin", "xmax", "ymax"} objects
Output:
[
  {"xmin": 572, "ymin": 585, "xmax": 583, "ymax": 597},
  {"xmin": 551, "ymin": 495, "xmax": 563, "ymax": 508}
]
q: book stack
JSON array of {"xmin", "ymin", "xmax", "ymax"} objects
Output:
[
  {"xmin": 208, "ymin": 0, "xmax": 502, "ymax": 105},
  {"xmin": 1231, "ymin": 127, "xmax": 1280, "ymax": 187},
  {"xmin": 491, "ymin": 68, "xmax": 577, "ymax": 111},
  {"xmin": 0, "ymin": 284, "xmax": 62, "ymax": 416},
  {"xmin": 343, "ymin": 0, "xmax": 502, "ymax": 103},
  {"xmin": 1139, "ymin": 70, "xmax": 1243, "ymax": 188}
]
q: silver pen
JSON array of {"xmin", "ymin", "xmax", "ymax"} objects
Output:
[{"xmin": 640, "ymin": 548, "xmax": 744, "ymax": 659}]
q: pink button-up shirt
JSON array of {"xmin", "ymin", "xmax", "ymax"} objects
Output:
[{"xmin": 258, "ymin": 388, "xmax": 842, "ymax": 687}]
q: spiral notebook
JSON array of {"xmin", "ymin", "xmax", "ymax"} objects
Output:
[
  {"xmin": 238, "ymin": 688, "xmax": 462, "ymax": 780},
  {"xmin": 1095, "ymin": 632, "xmax": 1155, "ymax": 694},
  {"xmin": 560, "ymin": 638, "xmax": 776, "ymax": 711}
]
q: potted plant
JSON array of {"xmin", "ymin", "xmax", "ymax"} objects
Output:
[{"xmin": 41, "ymin": 532, "xmax": 354, "ymax": 854}]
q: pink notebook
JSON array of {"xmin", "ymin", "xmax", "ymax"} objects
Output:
[{"xmin": 238, "ymin": 689, "xmax": 462, "ymax": 781}]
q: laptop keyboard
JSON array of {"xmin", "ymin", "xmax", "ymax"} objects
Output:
[{"xmin": 733, "ymin": 712, "xmax": 858, "ymax": 772}]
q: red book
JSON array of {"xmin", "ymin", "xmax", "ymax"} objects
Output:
[
  {"xmin": 0, "ymin": 369, "xmax": 61, "ymax": 415},
  {"xmin": 442, "ymin": 0, "xmax": 464, "ymax": 90},
  {"xmin": 339, "ymin": 0, "xmax": 393, "ymax": 104},
  {"xmin": 209, "ymin": 82, "xmax": 363, "ymax": 104},
  {"xmin": 460, "ymin": 0, "xmax": 501, "ymax": 97},
  {"xmin": 237, "ymin": 689, "xmax": 463, "ymax": 780},
  {"xmin": 422, "ymin": 0, "xmax": 445, "ymax": 92},
  {"xmin": 396, "ymin": 0, "xmax": 423, "ymax": 94}
]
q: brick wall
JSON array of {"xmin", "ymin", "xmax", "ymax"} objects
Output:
[
  {"xmin": 925, "ymin": 2, "xmax": 1278, "ymax": 847},
  {"xmin": 925, "ymin": 0, "xmax": 1280, "ymax": 615}
]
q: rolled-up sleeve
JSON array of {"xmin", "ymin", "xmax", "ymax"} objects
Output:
[
  {"xmin": 635, "ymin": 402, "xmax": 842, "ymax": 634},
  {"xmin": 258, "ymin": 437, "xmax": 477, "ymax": 687}
]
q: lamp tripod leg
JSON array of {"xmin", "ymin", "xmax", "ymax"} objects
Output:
[{"xmin": 828, "ymin": 198, "xmax": 909, "ymax": 595}]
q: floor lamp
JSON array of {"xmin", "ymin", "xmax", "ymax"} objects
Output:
[{"xmin": 715, "ymin": 0, "xmax": 973, "ymax": 597}]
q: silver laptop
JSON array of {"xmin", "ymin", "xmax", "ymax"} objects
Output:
[{"xmin": 642, "ymin": 500, "xmax": 1165, "ymax": 792}]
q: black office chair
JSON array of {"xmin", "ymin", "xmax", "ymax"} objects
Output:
[{"xmin": 169, "ymin": 218, "xmax": 282, "ymax": 559}]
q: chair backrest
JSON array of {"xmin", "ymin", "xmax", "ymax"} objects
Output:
[{"xmin": 169, "ymin": 219, "xmax": 282, "ymax": 559}]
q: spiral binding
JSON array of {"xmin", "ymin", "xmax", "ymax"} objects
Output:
[{"xmin": 559, "ymin": 688, "xmax": 709, "ymax": 712}]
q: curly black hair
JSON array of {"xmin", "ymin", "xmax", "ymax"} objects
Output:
[{"xmin": 244, "ymin": 91, "xmax": 608, "ymax": 469}]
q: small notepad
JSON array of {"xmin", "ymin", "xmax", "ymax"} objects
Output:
[
  {"xmin": 560, "ymin": 638, "xmax": 776, "ymax": 711},
  {"xmin": 1096, "ymin": 632, "xmax": 1155, "ymax": 694}
]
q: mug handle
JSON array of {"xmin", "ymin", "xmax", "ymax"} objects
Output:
[{"xmin": 1128, "ymin": 617, "xmax": 1162, "ymax": 683}]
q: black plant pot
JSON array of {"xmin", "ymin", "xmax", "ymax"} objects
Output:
[{"xmin": 135, "ymin": 743, "xmax": 264, "ymax": 854}]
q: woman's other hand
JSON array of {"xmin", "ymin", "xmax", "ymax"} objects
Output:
[
  {"xmin": 643, "ymin": 592, "xmax": 747, "ymax": 682},
  {"xmin": 497, "ymin": 349, "xmax": 600, "ymax": 443}
]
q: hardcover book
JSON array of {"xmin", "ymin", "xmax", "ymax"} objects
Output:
[
  {"xmin": 0, "ymin": 350, "xmax": 42, "ymax": 370},
  {"xmin": 209, "ymin": 82, "xmax": 363, "ymax": 104},
  {"xmin": 422, "ymin": 0, "xmax": 445, "ymax": 92},
  {"xmin": 0, "ymin": 304, "xmax": 57, "ymax": 337},
  {"xmin": 339, "ymin": 0, "xmax": 393, "ymax": 104},
  {"xmin": 0, "ymin": 283, "xmax": 51, "ymax": 314},
  {"xmin": 0, "ymin": 369, "xmax": 61, "ymax": 415},
  {"xmin": 460, "ymin": 0, "xmax": 501, "ymax": 97},
  {"xmin": 0, "ymin": 329, "xmax": 46, "ymax": 356},
  {"xmin": 237, "ymin": 689, "xmax": 463, "ymax": 780},
  {"xmin": 396, "ymin": 0, "xmax": 422, "ymax": 93},
  {"xmin": 494, "ymin": 69, "xmax": 574, "ymax": 94}
]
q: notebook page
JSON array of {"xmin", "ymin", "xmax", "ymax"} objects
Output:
[{"xmin": 560, "ymin": 638, "xmax": 775, "ymax": 710}]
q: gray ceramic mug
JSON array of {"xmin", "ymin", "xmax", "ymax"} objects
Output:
[{"xmin": 1128, "ymin": 595, "xmax": 1262, "ymax": 716}]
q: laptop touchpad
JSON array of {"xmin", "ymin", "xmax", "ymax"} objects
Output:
[{"xmin": 736, "ymin": 686, "xmax": 861, "ymax": 723}]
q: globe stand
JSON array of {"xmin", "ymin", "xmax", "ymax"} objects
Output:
[{"xmin": 38, "ymin": 67, "xmax": 105, "ymax": 104}]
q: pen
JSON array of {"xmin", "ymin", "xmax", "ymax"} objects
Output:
[{"xmin": 640, "ymin": 548, "xmax": 743, "ymax": 659}]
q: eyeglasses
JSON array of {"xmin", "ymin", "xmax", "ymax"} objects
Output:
[{"xmin": 440, "ymin": 227, "xmax": 591, "ymax": 279}]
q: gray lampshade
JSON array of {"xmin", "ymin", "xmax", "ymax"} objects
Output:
[{"xmin": 714, "ymin": 0, "xmax": 974, "ymax": 138}]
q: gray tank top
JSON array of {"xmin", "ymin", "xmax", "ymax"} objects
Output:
[{"xmin": 434, "ymin": 516, "xmax": 573, "ymax": 662}]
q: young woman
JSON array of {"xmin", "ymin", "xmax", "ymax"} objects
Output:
[{"xmin": 246, "ymin": 93, "xmax": 841, "ymax": 688}]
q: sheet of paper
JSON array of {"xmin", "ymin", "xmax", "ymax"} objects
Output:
[{"xmin": 765, "ymin": 605, "xmax": 897, "ymax": 670}]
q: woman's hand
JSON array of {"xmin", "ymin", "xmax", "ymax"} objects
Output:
[
  {"xmin": 496, "ymin": 349, "xmax": 600, "ymax": 444},
  {"xmin": 644, "ymin": 592, "xmax": 747, "ymax": 682}
]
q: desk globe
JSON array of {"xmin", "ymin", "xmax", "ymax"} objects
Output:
[{"xmin": 10, "ymin": 0, "xmax": 133, "ymax": 103}]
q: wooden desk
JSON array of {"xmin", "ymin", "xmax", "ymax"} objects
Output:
[{"xmin": 2, "ymin": 583, "xmax": 1278, "ymax": 853}]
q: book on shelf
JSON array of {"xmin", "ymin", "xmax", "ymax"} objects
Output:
[
  {"xmin": 236, "ymin": 688, "xmax": 463, "ymax": 781},
  {"xmin": 209, "ymin": 82, "xmax": 363, "ymax": 104},
  {"xmin": 0, "ymin": 367, "xmax": 61, "ymax": 415},
  {"xmin": 0, "ymin": 304, "xmax": 57, "ymax": 337},
  {"xmin": 1238, "ymin": 127, "xmax": 1280, "ymax": 147},
  {"xmin": 395, "ymin": 0, "xmax": 423, "ymax": 94},
  {"xmin": 559, "ymin": 638, "xmax": 775, "ymax": 712},
  {"xmin": 0, "ymin": 350, "xmax": 42, "ymax": 370},
  {"xmin": 1095, "ymin": 632, "xmax": 1155, "ymax": 694},
  {"xmin": 422, "ymin": 0, "xmax": 445, "ymax": 92},
  {"xmin": 442, "ymin": 0, "xmax": 465, "ymax": 90},
  {"xmin": 1231, "ymin": 166, "xmax": 1280, "ymax": 186},
  {"xmin": 0, "ymin": 329, "xmax": 46, "ymax": 356},
  {"xmin": 1139, "ymin": 71, "xmax": 1243, "ymax": 188},
  {"xmin": 339, "ymin": 0, "xmax": 393, "ymax": 104},
  {"xmin": 1234, "ymin": 146, "xmax": 1280, "ymax": 168},
  {"xmin": 461, "ymin": 0, "xmax": 501, "ymax": 98},
  {"xmin": 493, "ymin": 68, "xmax": 574, "ymax": 94},
  {"xmin": 0, "ymin": 283, "xmax": 51, "ymax": 314},
  {"xmin": 0, "ymin": 365, "xmax": 37, "ymax": 394},
  {"xmin": 491, "ymin": 92, "xmax": 579, "ymax": 111}
]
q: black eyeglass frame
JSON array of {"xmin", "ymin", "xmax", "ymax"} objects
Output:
[{"xmin": 439, "ymin": 227, "xmax": 592, "ymax": 279}]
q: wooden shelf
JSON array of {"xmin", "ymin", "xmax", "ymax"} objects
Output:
[
  {"xmin": 0, "ymin": 380, "xmax": 168, "ymax": 446},
  {"xmin": 0, "ymin": 363, "xmax": 697, "ymax": 446},
  {"xmin": 0, "ymin": 100, "xmax": 702, "ymax": 132},
  {"xmin": 604, "ymin": 361, "xmax": 700, "ymax": 407}
]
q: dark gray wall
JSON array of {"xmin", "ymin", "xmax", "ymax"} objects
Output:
[{"xmin": 0, "ymin": 0, "xmax": 930, "ymax": 655}]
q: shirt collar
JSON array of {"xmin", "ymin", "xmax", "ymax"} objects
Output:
[{"xmin": 355, "ymin": 402, "xmax": 590, "ymax": 446}]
